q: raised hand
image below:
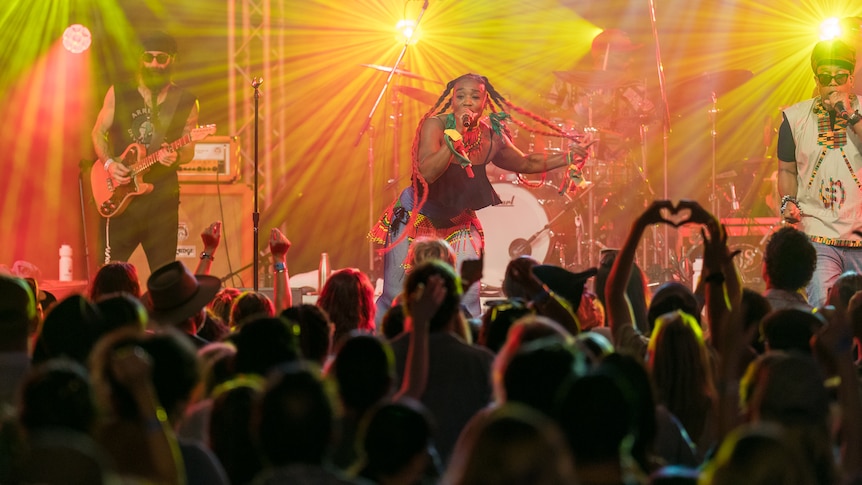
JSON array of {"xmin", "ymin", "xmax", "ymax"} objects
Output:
[
  {"xmin": 201, "ymin": 221, "xmax": 222, "ymax": 253},
  {"xmin": 269, "ymin": 228, "xmax": 291, "ymax": 259},
  {"xmin": 110, "ymin": 345, "xmax": 153, "ymax": 391},
  {"xmin": 409, "ymin": 274, "xmax": 447, "ymax": 327},
  {"xmin": 637, "ymin": 199, "xmax": 677, "ymax": 227}
]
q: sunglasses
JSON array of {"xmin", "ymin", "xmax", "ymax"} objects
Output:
[
  {"xmin": 816, "ymin": 72, "xmax": 850, "ymax": 86},
  {"xmin": 141, "ymin": 52, "xmax": 172, "ymax": 64}
]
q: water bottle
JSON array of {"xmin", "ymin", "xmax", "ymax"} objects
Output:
[
  {"xmin": 59, "ymin": 244, "xmax": 73, "ymax": 281},
  {"xmin": 318, "ymin": 252, "xmax": 330, "ymax": 292}
]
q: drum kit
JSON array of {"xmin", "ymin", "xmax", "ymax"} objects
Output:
[
  {"xmin": 360, "ymin": 62, "xmax": 757, "ymax": 290},
  {"xmin": 480, "ymin": 67, "xmax": 664, "ymax": 286}
]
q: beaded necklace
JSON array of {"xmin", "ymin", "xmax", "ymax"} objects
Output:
[
  {"xmin": 462, "ymin": 127, "xmax": 482, "ymax": 153},
  {"xmin": 807, "ymin": 94, "xmax": 861, "ymax": 190},
  {"xmin": 814, "ymin": 96, "xmax": 851, "ymax": 149}
]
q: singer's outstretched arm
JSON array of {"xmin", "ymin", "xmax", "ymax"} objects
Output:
[{"xmin": 491, "ymin": 141, "xmax": 586, "ymax": 174}]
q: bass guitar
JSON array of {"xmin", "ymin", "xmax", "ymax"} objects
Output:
[{"xmin": 91, "ymin": 124, "xmax": 216, "ymax": 218}]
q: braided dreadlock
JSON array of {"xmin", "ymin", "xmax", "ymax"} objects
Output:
[{"xmin": 383, "ymin": 73, "xmax": 580, "ymax": 253}]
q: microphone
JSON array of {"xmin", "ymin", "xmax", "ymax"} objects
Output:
[
  {"xmin": 835, "ymin": 101, "xmax": 849, "ymax": 118},
  {"xmin": 729, "ymin": 182, "xmax": 740, "ymax": 211},
  {"xmin": 461, "ymin": 113, "xmax": 472, "ymax": 128}
]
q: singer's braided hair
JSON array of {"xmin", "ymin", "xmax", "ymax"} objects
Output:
[{"xmin": 384, "ymin": 73, "xmax": 576, "ymax": 253}]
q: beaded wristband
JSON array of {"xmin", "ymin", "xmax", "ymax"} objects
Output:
[{"xmin": 779, "ymin": 195, "xmax": 799, "ymax": 214}]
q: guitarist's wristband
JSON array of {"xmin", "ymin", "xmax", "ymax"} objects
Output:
[{"xmin": 104, "ymin": 158, "xmax": 115, "ymax": 171}]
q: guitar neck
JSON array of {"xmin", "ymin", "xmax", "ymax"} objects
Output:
[{"xmin": 130, "ymin": 133, "xmax": 193, "ymax": 176}]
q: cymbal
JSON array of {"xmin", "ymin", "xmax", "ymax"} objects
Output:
[
  {"xmin": 582, "ymin": 126, "xmax": 624, "ymax": 139},
  {"xmin": 394, "ymin": 85, "xmax": 438, "ymax": 106},
  {"xmin": 553, "ymin": 69, "xmax": 640, "ymax": 89},
  {"xmin": 668, "ymin": 69, "xmax": 753, "ymax": 110},
  {"xmin": 360, "ymin": 64, "xmax": 440, "ymax": 83}
]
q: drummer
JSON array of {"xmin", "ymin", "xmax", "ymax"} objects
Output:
[{"xmin": 547, "ymin": 29, "xmax": 657, "ymax": 250}]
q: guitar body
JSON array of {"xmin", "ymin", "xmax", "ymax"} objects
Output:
[
  {"xmin": 91, "ymin": 125, "xmax": 216, "ymax": 218},
  {"xmin": 91, "ymin": 143, "xmax": 154, "ymax": 218}
]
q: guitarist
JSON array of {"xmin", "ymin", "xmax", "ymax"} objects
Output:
[{"xmin": 91, "ymin": 31, "xmax": 199, "ymax": 272}]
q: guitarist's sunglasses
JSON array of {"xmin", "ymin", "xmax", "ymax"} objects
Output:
[{"xmin": 141, "ymin": 52, "xmax": 172, "ymax": 64}]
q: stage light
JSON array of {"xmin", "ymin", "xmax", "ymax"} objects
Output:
[
  {"xmin": 395, "ymin": 19, "xmax": 419, "ymax": 45},
  {"xmin": 819, "ymin": 17, "xmax": 841, "ymax": 40},
  {"xmin": 62, "ymin": 24, "xmax": 91, "ymax": 54}
]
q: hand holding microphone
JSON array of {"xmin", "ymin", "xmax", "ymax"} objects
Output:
[
  {"xmin": 443, "ymin": 128, "xmax": 475, "ymax": 178},
  {"xmin": 833, "ymin": 97, "xmax": 862, "ymax": 128},
  {"xmin": 835, "ymin": 100, "xmax": 850, "ymax": 118},
  {"xmin": 828, "ymin": 91, "xmax": 851, "ymax": 117}
]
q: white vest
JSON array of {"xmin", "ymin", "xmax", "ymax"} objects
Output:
[{"xmin": 784, "ymin": 97, "xmax": 862, "ymax": 244}]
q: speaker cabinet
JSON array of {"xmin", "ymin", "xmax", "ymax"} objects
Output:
[{"xmin": 128, "ymin": 183, "xmax": 254, "ymax": 287}]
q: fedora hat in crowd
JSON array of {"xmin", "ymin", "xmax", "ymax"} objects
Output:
[
  {"xmin": 531, "ymin": 265, "xmax": 598, "ymax": 313},
  {"xmin": 145, "ymin": 261, "xmax": 220, "ymax": 325}
]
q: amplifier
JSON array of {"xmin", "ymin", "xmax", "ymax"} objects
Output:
[{"xmin": 178, "ymin": 136, "xmax": 241, "ymax": 183}]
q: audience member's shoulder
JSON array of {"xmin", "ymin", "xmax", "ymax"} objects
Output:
[
  {"xmin": 435, "ymin": 332, "xmax": 495, "ymax": 367},
  {"xmin": 252, "ymin": 463, "xmax": 358, "ymax": 485},
  {"xmin": 178, "ymin": 438, "xmax": 230, "ymax": 485}
]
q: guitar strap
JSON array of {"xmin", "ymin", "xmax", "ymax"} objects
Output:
[{"xmin": 146, "ymin": 86, "xmax": 183, "ymax": 152}]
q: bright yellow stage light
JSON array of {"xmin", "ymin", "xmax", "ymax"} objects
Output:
[
  {"xmin": 819, "ymin": 17, "xmax": 842, "ymax": 40},
  {"xmin": 395, "ymin": 19, "xmax": 419, "ymax": 45}
]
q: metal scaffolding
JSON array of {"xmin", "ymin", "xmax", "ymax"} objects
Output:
[{"xmin": 228, "ymin": 0, "xmax": 284, "ymax": 210}]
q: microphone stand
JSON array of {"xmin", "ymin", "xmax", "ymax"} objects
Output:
[
  {"xmin": 646, "ymin": 0, "xmax": 672, "ymax": 271},
  {"xmin": 353, "ymin": 0, "xmax": 429, "ymax": 275},
  {"xmin": 251, "ymin": 77, "xmax": 263, "ymax": 291}
]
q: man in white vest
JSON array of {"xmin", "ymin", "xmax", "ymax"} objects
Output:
[{"xmin": 778, "ymin": 39, "xmax": 862, "ymax": 306}]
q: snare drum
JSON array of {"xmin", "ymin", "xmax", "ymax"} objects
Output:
[{"xmin": 477, "ymin": 182, "xmax": 579, "ymax": 290}]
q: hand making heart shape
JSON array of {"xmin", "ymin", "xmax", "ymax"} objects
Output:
[{"xmin": 643, "ymin": 199, "xmax": 716, "ymax": 228}]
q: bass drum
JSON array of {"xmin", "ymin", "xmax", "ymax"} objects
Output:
[{"xmin": 477, "ymin": 182, "xmax": 578, "ymax": 291}]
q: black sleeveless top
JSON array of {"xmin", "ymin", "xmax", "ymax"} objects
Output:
[
  {"xmin": 416, "ymin": 116, "xmax": 501, "ymax": 222},
  {"xmin": 108, "ymin": 83, "xmax": 197, "ymax": 192}
]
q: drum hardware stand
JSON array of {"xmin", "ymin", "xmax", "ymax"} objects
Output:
[
  {"xmin": 584, "ymin": 90, "xmax": 599, "ymax": 268},
  {"xmin": 573, "ymin": 212, "xmax": 584, "ymax": 268},
  {"xmin": 708, "ymin": 92, "xmax": 721, "ymax": 219},
  {"xmin": 637, "ymin": 117, "xmax": 662, "ymax": 274},
  {"xmin": 508, "ymin": 196, "xmax": 587, "ymax": 263}
]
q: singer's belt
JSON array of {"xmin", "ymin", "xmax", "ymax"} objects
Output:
[{"xmin": 808, "ymin": 235, "xmax": 862, "ymax": 248}]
